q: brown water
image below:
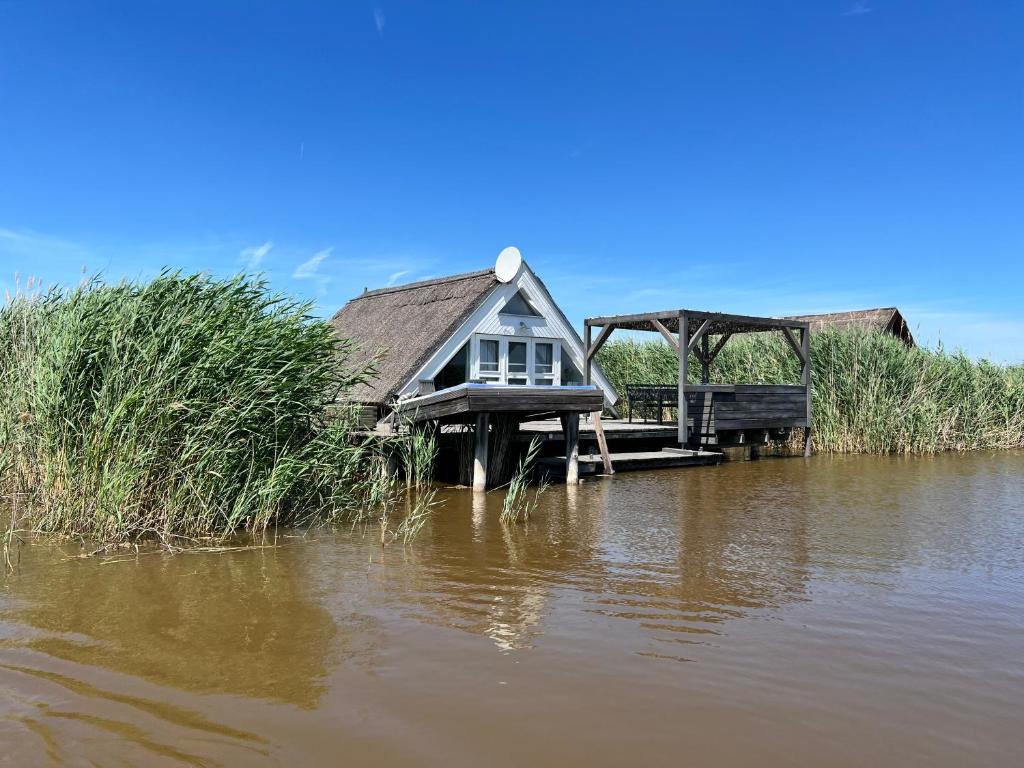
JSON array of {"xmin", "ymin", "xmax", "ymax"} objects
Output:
[{"xmin": 1, "ymin": 454, "xmax": 1023, "ymax": 766}]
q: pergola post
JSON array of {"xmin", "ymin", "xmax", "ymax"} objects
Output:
[
  {"xmin": 801, "ymin": 327, "xmax": 813, "ymax": 457},
  {"xmin": 584, "ymin": 324, "xmax": 592, "ymax": 385},
  {"xmin": 473, "ymin": 413, "xmax": 490, "ymax": 492},
  {"xmin": 677, "ymin": 311, "xmax": 689, "ymax": 447},
  {"xmin": 701, "ymin": 333, "xmax": 710, "ymax": 383}
]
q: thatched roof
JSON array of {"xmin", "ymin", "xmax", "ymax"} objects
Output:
[
  {"xmin": 330, "ymin": 269, "xmax": 498, "ymax": 405},
  {"xmin": 786, "ymin": 308, "xmax": 914, "ymax": 346}
]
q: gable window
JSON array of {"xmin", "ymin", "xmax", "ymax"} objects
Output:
[
  {"xmin": 534, "ymin": 342, "xmax": 554, "ymax": 385},
  {"xmin": 499, "ymin": 289, "xmax": 542, "ymax": 317},
  {"xmin": 560, "ymin": 354, "xmax": 584, "ymax": 385},
  {"xmin": 478, "ymin": 339, "xmax": 500, "ymax": 381},
  {"xmin": 434, "ymin": 342, "xmax": 469, "ymax": 390},
  {"xmin": 507, "ymin": 341, "xmax": 528, "ymax": 385},
  {"xmin": 470, "ymin": 335, "xmax": 565, "ymax": 386}
]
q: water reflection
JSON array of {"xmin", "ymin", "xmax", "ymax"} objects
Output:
[
  {"xmin": 387, "ymin": 469, "xmax": 813, "ymax": 658},
  {"xmin": 1, "ymin": 545, "xmax": 341, "ymax": 707},
  {"xmin": 0, "ymin": 453, "xmax": 1022, "ymax": 766}
]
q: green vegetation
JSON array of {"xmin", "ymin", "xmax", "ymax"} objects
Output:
[
  {"xmin": 0, "ymin": 271, "xmax": 426, "ymax": 543},
  {"xmin": 597, "ymin": 330, "xmax": 1024, "ymax": 453},
  {"xmin": 499, "ymin": 437, "xmax": 548, "ymax": 524}
]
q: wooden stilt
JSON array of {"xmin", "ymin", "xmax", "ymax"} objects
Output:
[
  {"xmin": 562, "ymin": 412, "xmax": 580, "ymax": 484},
  {"xmin": 591, "ymin": 411, "xmax": 614, "ymax": 475},
  {"xmin": 801, "ymin": 327, "xmax": 813, "ymax": 457},
  {"xmin": 677, "ymin": 312, "xmax": 689, "ymax": 447},
  {"xmin": 473, "ymin": 413, "xmax": 490, "ymax": 492}
]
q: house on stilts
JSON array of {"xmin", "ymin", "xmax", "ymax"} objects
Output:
[
  {"xmin": 332, "ymin": 247, "xmax": 816, "ymax": 490},
  {"xmin": 330, "ymin": 248, "xmax": 621, "ymax": 490}
]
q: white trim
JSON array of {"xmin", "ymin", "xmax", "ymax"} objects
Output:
[
  {"xmin": 468, "ymin": 333, "xmax": 562, "ymax": 386},
  {"xmin": 396, "ymin": 261, "xmax": 619, "ymax": 407}
]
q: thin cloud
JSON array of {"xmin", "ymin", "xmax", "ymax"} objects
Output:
[
  {"xmin": 386, "ymin": 269, "xmax": 410, "ymax": 286},
  {"xmin": 373, "ymin": 6, "xmax": 386, "ymax": 37},
  {"xmin": 293, "ymin": 248, "xmax": 332, "ymax": 279},
  {"xmin": 842, "ymin": 1, "xmax": 872, "ymax": 16},
  {"xmin": 240, "ymin": 241, "xmax": 273, "ymax": 272}
]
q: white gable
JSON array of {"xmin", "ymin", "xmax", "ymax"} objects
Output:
[{"xmin": 395, "ymin": 262, "xmax": 619, "ymax": 406}]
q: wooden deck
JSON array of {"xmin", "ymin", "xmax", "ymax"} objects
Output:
[
  {"xmin": 519, "ymin": 417, "xmax": 676, "ymax": 442},
  {"xmin": 539, "ymin": 447, "xmax": 722, "ymax": 477},
  {"xmin": 395, "ymin": 383, "xmax": 605, "ymax": 423},
  {"xmin": 583, "ymin": 307, "xmax": 813, "ymax": 455}
]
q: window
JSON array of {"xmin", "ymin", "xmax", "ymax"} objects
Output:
[
  {"xmin": 433, "ymin": 342, "xmax": 468, "ymax": 390},
  {"xmin": 534, "ymin": 342, "xmax": 554, "ymax": 385},
  {"xmin": 478, "ymin": 339, "xmax": 500, "ymax": 380},
  {"xmin": 470, "ymin": 335, "xmax": 566, "ymax": 386},
  {"xmin": 507, "ymin": 341, "xmax": 528, "ymax": 385},
  {"xmin": 561, "ymin": 355, "xmax": 584, "ymax": 385},
  {"xmin": 499, "ymin": 289, "xmax": 542, "ymax": 317}
]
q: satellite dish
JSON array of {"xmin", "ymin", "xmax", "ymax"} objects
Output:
[{"xmin": 495, "ymin": 246, "xmax": 522, "ymax": 283}]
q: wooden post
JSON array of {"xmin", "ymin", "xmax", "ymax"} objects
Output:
[
  {"xmin": 563, "ymin": 412, "xmax": 580, "ymax": 484},
  {"xmin": 591, "ymin": 411, "xmax": 614, "ymax": 475},
  {"xmin": 584, "ymin": 324, "xmax": 592, "ymax": 386},
  {"xmin": 473, "ymin": 413, "xmax": 490, "ymax": 492},
  {"xmin": 701, "ymin": 333, "xmax": 710, "ymax": 384},
  {"xmin": 801, "ymin": 327, "xmax": 813, "ymax": 457},
  {"xmin": 677, "ymin": 311, "xmax": 689, "ymax": 447}
]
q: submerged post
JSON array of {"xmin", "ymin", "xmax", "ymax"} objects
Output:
[
  {"xmin": 473, "ymin": 413, "xmax": 490, "ymax": 492},
  {"xmin": 677, "ymin": 311, "xmax": 689, "ymax": 447},
  {"xmin": 563, "ymin": 412, "xmax": 580, "ymax": 484},
  {"xmin": 801, "ymin": 327, "xmax": 812, "ymax": 456}
]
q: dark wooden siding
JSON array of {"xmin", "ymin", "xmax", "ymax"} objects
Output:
[{"xmin": 686, "ymin": 385, "xmax": 807, "ymax": 437}]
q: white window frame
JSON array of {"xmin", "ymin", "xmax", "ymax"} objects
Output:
[
  {"xmin": 470, "ymin": 334, "xmax": 562, "ymax": 386},
  {"xmin": 475, "ymin": 337, "xmax": 502, "ymax": 381},
  {"xmin": 533, "ymin": 340, "xmax": 557, "ymax": 385}
]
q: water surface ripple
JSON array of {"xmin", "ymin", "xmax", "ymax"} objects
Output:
[{"xmin": 1, "ymin": 453, "xmax": 1022, "ymax": 766}]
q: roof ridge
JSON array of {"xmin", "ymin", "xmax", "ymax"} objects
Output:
[
  {"xmin": 786, "ymin": 307, "xmax": 897, "ymax": 317},
  {"xmin": 355, "ymin": 268, "xmax": 495, "ymax": 299}
]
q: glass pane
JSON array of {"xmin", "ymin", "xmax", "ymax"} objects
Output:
[
  {"xmin": 500, "ymin": 290, "xmax": 541, "ymax": 317},
  {"xmin": 434, "ymin": 343, "xmax": 468, "ymax": 390},
  {"xmin": 479, "ymin": 339, "xmax": 499, "ymax": 373},
  {"xmin": 534, "ymin": 343, "xmax": 553, "ymax": 375},
  {"xmin": 508, "ymin": 341, "xmax": 527, "ymax": 374},
  {"xmin": 561, "ymin": 355, "xmax": 584, "ymax": 385}
]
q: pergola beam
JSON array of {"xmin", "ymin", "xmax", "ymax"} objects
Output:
[
  {"xmin": 781, "ymin": 326, "xmax": 807, "ymax": 365},
  {"xmin": 707, "ymin": 332, "xmax": 733, "ymax": 364},
  {"xmin": 686, "ymin": 318, "xmax": 712, "ymax": 353},
  {"xmin": 587, "ymin": 323, "xmax": 616, "ymax": 361},
  {"xmin": 650, "ymin": 318, "xmax": 679, "ymax": 351}
]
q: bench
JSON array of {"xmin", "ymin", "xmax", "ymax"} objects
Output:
[{"xmin": 626, "ymin": 384, "xmax": 678, "ymax": 423}]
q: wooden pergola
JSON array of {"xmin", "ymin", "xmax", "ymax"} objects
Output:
[{"xmin": 583, "ymin": 309, "xmax": 813, "ymax": 456}]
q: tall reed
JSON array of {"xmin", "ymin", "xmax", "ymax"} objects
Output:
[
  {"xmin": 0, "ymin": 271, "xmax": 397, "ymax": 541},
  {"xmin": 596, "ymin": 330, "xmax": 1024, "ymax": 454},
  {"xmin": 499, "ymin": 438, "xmax": 548, "ymax": 524}
]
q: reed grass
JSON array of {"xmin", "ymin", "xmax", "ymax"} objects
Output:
[
  {"xmin": 499, "ymin": 438, "xmax": 548, "ymax": 524},
  {"xmin": 597, "ymin": 330, "xmax": 1024, "ymax": 454},
  {"xmin": 0, "ymin": 271, "xmax": 403, "ymax": 542}
]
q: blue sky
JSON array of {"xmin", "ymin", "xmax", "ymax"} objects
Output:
[{"xmin": 1, "ymin": 1, "xmax": 1021, "ymax": 360}]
